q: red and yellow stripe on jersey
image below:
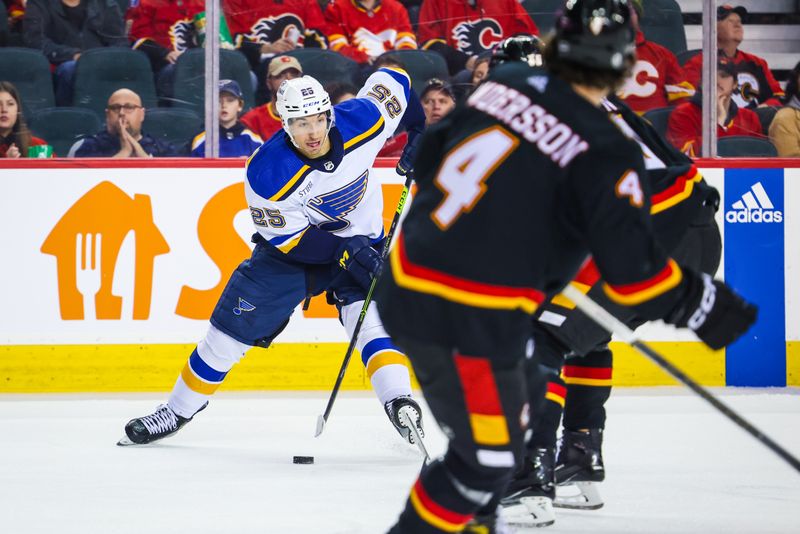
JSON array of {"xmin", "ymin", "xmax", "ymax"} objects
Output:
[
  {"xmin": 454, "ymin": 354, "xmax": 509, "ymax": 446},
  {"xmin": 650, "ymin": 166, "xmax": 703, "ymax": 214},
  {"xmin": 544, "ymin": 381, "xmax": 567, "ymax": 407},
  {"xmin": 603, "ymin": 258, "xmax": 683, "ymax": 306},
  {"xmin": 410, "ymin": 479, "xmax": 473, "ymax": 532},
  {"xmin": 563, "ymin": 365, "xmax": 613, "ymax": 387},
  {"xmin": 390, "ymin": 232, "xmax": 546, "ymax": 314}
]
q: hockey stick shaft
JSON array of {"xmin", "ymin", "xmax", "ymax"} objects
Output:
[
  {"xmin": 562, "ymin": 284, "xmax": 800, "ymax": 474},
  {"xmin": 315, "ymin": 172, "xmax": 414, "ymax": 437}
]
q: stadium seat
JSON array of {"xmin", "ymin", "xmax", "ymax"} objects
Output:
[
  {"xmin": 639, "ymin": 0, "xmax": 687, "ymax": 55},
  {"xmin": 379, "ymin": 50, "xmax": 449, "ymax": 95},
  {"xmin": 173, "ymin": 49, "xmax": 255, "ymax": 115},
  {"xmin": 0, "ymin": 1, "xmax": 8, "ymax": 46},
  {"xmin": 0, "ymin": 48, "xmax": 56, "ymax": 117},
  {"xmin": 284, "ymin": 49, "xmax": 360, "ymax": 87},
  {"xmin": 29, "ymin": 107, "xmax": 101, "ymax": 157},
  {"xmin": 755, "ymin": 106, "xmax": 779, "ymax": 136},
  {"xmin": 642, "ymin": 106, "xmax": 673, "ymax": 139},
  {"xmin": 677, "ymin": 49, "xmax": 701, "ymax": 67},
  {"xmin": 142, "ymin": 107, "xmax": 202, "ymax": 155},
  {"xmin": 521, "ymin": 0, "xmax": 562, "ymax": 34},
  {"xmin": 73, "ymin": 48, "xmax": 157, "ymax": 119},
  {"xmin": 717, "ymin": 136, "xmax": 778, "ymax": 157}
]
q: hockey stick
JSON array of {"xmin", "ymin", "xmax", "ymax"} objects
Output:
[
  {"xmin": 315, "ymin": 172, "xmax": 414, "ymax": 438},
  {"xmin": 561, "ymin": 284, "xmax": 800, "ymax": 474}
]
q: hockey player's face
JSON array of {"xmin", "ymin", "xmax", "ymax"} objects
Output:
[{"xmin": 289, "ymin": 112, "xmax": 330, "ymax": 157}]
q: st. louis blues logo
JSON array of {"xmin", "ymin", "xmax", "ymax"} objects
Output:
[
  {"xmin": 452, "ymin": 19, "xmax": 504, "ymax": 55},
  {"xmin": 247, "ymin": 14, "xmax": 304, "ymax": 45},
  {"xmin": 308, "ymin": 170, "xmax": 368, "ymax": 232},
  {"xmin": 233, "ymin": 297, "xmax": 256, "ymax": 316}
]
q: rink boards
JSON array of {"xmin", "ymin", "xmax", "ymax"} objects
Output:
[{"xmin": 0, "ymin": 158, "xmax": 798, "ymax": 392}]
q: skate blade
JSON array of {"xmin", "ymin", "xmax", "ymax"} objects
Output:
[
  {"xmin": 398, "ymin": 406, "xmax": 430, "ymax": 462},
  {"xmin": 501, "ymin": 496, "xmax": 556, "ymax": 528},
  {"xmin": 117, "ymin": 435, "xmax": 137, "ymax": 446},
  {"xmin": 554, "ymin": 482, "xmax": 604, "ymax": 510}
]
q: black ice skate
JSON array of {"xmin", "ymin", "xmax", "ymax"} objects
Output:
[
  {"xmin": 117, "ymin": 402, "xmax": 207, "ymax": 446},
  {"xmin": 554, "ymin": 428, "xmax": 605, "ymax": 510},
  {"xmin": 384, "ymin": 395, "xmax": 428, "ymax": 460},
  {"xmin": 500, "ymin": 448, "xmax": 556, "ymax": 528}
]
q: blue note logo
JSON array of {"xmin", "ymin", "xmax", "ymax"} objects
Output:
[
  {"xmin": 308, "ymin": 170, "xmax": 368, "ymax": 232},
  {"xmin": 233, "ymin": 298, "xmax": 256, "ymax": 316},
  {"xmin": 725, "ymin": 181, "xmax": 783, "ymax": 224}
]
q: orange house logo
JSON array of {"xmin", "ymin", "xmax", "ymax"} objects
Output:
[
  {"xmin": 41, "ymin": 180, "xmax": 407, "ymax": 321},
  {"xmin": 41, "ymin": 181, "xmax": 169, "ymax": 320}
]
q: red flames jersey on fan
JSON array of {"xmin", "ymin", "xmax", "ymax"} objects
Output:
[
  {"xmin": 326, "ymin": 0, "xmax": 417, "ymax": 63},
  {"xmin": 684, "ymin": 49, "xmax": 784, "ymax": 109},
  {"xmin": 666, "ymin": 101, "xmax": 762, "ymax": 157},
  {"xmin": 128, "ymin": 0, "xmax": 205, "ymax": 52},
  {"xmin": 222, "ymin": 0, "xmax": 329, "ymax": 46},
  {"xmin": 617, "ymin": 32, "xmax": 694, "ymax": 113},
  {"xmin": 240, "ymin": 103, "xmax": 284, "ymax": 141},
  {"xmin": 418, "ymin": 0, "xmax": 538, "ymax": 56}
]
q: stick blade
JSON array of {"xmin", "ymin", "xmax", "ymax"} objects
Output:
[{"xmin": 314, "ymin": 414, "xmax": 326, "ymax": 437}]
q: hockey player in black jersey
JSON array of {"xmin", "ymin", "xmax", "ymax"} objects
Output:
[{"xmin": 375, "ymin": 1, "xmax": 756, "ymax": 533}]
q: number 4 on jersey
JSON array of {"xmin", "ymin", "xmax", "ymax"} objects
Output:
[
  {"xmin": 615, "ymin": 170, "xmax": 644, "ymax": 208},
  {"xmin": 432, "ymin": 126, "xmax": 519, "ymax": 230}
]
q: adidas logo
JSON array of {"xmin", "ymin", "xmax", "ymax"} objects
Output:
[{"xmin": 725, "ymin": 182, "xmax": 783, "ymax": 224}]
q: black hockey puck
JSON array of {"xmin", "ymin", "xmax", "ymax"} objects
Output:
[{"xmin": 293, "ymin": 455, "xmax": 314, "ymax": 464}]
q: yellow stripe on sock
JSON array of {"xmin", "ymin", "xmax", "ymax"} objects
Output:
[
  {"xmin": 469, "ymin": 414, "xmax": 509, "ymax": 446},
  {"xmin": 365, "ymin": 351, "xmax": 407, "ymax": 379},
  {"xmin": 180, "ymin": 363, "xmax": 222, "ymax": 395}
]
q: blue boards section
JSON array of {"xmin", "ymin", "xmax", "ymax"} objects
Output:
[{"xmin": 723, "ymin": 168, "xmax": 786, "ymax": 386}]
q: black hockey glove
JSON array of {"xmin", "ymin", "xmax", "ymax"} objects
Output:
[
  {"xmin": 336, "ymin": 236, "xmax": 384, "ymax": 291},
  {"xmin": 668, "ymin": 272, "xmax": 757, "ymax": 350},
  {"xmin": 396, "ymin": 133, "xmax": 420, "ymax": 177}
]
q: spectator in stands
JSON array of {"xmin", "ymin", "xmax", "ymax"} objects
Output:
[
  {"xmin": 22, "ymin": 0, "xmax": 127, "ymax": 106},
  {"xmin": 126, "ymin": 0, "xmax": 204, "ymax": 104},
  {"xmin": 617, "ymin": 0, "xmax": 694, "ymax": 114},
  {"xmin": 0, "ymin": 81, "xmax": 52, "ymax": 157},
  {"xmin": 420, "ymin": 77, "xmax": 455, "ymax": 126},
  {"xmin": 325, "ymin": 0, "xmax": 416, "ymax": 64},
  {"xmin": 769, "ymin": 60, "xmax": 800, "ymax": 157},
  {"xmin": 240, "ymin": 55, "xmax": 302, "ymax": 141},
  {"xmin": 667, "ymin": 59, "xmax": 762, "ymax": 157},
  {"xmin": 471, "ymin": 56, "xmax": 490, "ymax": 87},
  {"xmin": 71, "ymin": 88, "xmax": 179, "ymax": 157},
  {"xmin": 222, "ymin": 0, "xmax": 329, "ymax": 71},
  {"xmin": 417, "ymin": 0, "xmax": 538, "ymax": 75},
  {"xmin": 326, "ymin": 81, "xmax": 359, "ymax": 105},
  {"xmin": 191, "ymin": 79, "xmax": 262, "ymax": 158},
  {"xmin": 684, "ymin": 5, "xmax": 784, "ymax": 109}
]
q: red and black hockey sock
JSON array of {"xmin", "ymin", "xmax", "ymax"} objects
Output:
[{"xmin": 563, "ymin": 347, "xmax": 613, "ymax": 430}]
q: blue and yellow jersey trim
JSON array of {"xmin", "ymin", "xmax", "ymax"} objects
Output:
[
  {"xmin": 334, "ymin": 99, "xmax": 388, "ymax": 154},
  {"xmin": 270, "ymin": 226, "xmax": 310, "ymax": 254},
  {"xmin": 245, "ymin": 135, "xmax": 313, "ymax": 202}
]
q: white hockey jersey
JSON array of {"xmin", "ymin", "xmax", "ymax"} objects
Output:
[{"xmin": 244, "ymin": 67, "xmax": 411, "ymax": 263}]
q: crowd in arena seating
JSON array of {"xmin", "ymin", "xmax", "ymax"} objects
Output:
[{"xmin": 0, "ymin": 0, "xmax": 798, "ymax": 158}]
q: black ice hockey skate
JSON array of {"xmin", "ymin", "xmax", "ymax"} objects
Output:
[
  {"xmin": 117, "ymin": 402, "xmax": 207, "ymax": 446},
  {"xmin": 500, "ymin": 448, "xmax": 556, "ymax": 528},
  {"xmin": 553, "ymin": 428, "xmax": 605, "ymax": 510},
  {"xmin": 384, "ymin": 395, "xmax": 428, "ymax": 459}
]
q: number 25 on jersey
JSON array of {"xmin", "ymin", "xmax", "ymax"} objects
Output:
[{"xmin": 432, "ymin": 126, "xmax": 519, "ymax": 230}]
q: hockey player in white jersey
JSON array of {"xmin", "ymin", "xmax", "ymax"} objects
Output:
[{"xmin": 119, "ymin": 67, "xmax": 427, "ymax": 447}]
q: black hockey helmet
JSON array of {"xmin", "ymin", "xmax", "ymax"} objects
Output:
[
  {"xmin": 552, "ymin": 0, "xmax": 636, "ymax": 73},
  {"xmin": 490, "ymin": 35, "xmax": 544, "ymax": 68}
]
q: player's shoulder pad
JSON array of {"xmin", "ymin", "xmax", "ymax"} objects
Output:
[
  {"xmin": 334, "ymin": 99, "xmax": 388, "ymax": 153},
  {"xmin": 246, "ymin": 134, "xmax": 312, "ymax": 202}
]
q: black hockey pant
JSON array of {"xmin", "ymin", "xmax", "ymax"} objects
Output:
[{"xmin": 387, "ymin": 335, "xmax": 529, "ymax": 533}]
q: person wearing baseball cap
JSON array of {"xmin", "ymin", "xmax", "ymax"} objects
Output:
[
  {"xmin": 667, "ymin": 58, "xmax": 763, "ymax": 157},
  {"xmin": 683, "ymin": 4, "xmax": 784, "ymax": 109},
  {"xmin": 240, "ymin": 55, "xmax": 304, "ymax": 140},
  {"xmin": 191, "ymin": 79, "xmax": 263, "ymax": 158}
]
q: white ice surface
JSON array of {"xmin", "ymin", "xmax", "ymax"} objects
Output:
[{"xmin": 0, "ymin": 389, "xmax": 798, "ymax": 534}]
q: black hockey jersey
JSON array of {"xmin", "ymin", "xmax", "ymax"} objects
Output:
[{"xmin": 376, "ymin": 62, "xmax": 692, "ymax": 354}]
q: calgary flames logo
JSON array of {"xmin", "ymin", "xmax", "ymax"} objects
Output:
[
  {"xmin": 452, "ymin": 19, "xmax": 504, "ymax": 55},
  {"xmin": 169, "ymin": 19, "xmax": 196, "ymax": 52},
  {"xmin": 733, "ymin": 71, "xmax": 761, "ymax": 109},
  {"xmin": 247, "ymin": 13, "xmax": 304, "ymax": 45}
]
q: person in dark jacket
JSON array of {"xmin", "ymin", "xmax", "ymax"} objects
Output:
[
  {"xmin": 22, "ymin": 0, "xmax": 127, "ymax": 105},
  {"xmin": 190, "ymin": 79, "xmax": 263, "ymax": 158},
  {"xmin": 70, "ymin": 88, "xmax": 179, "ymax": 157}
]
